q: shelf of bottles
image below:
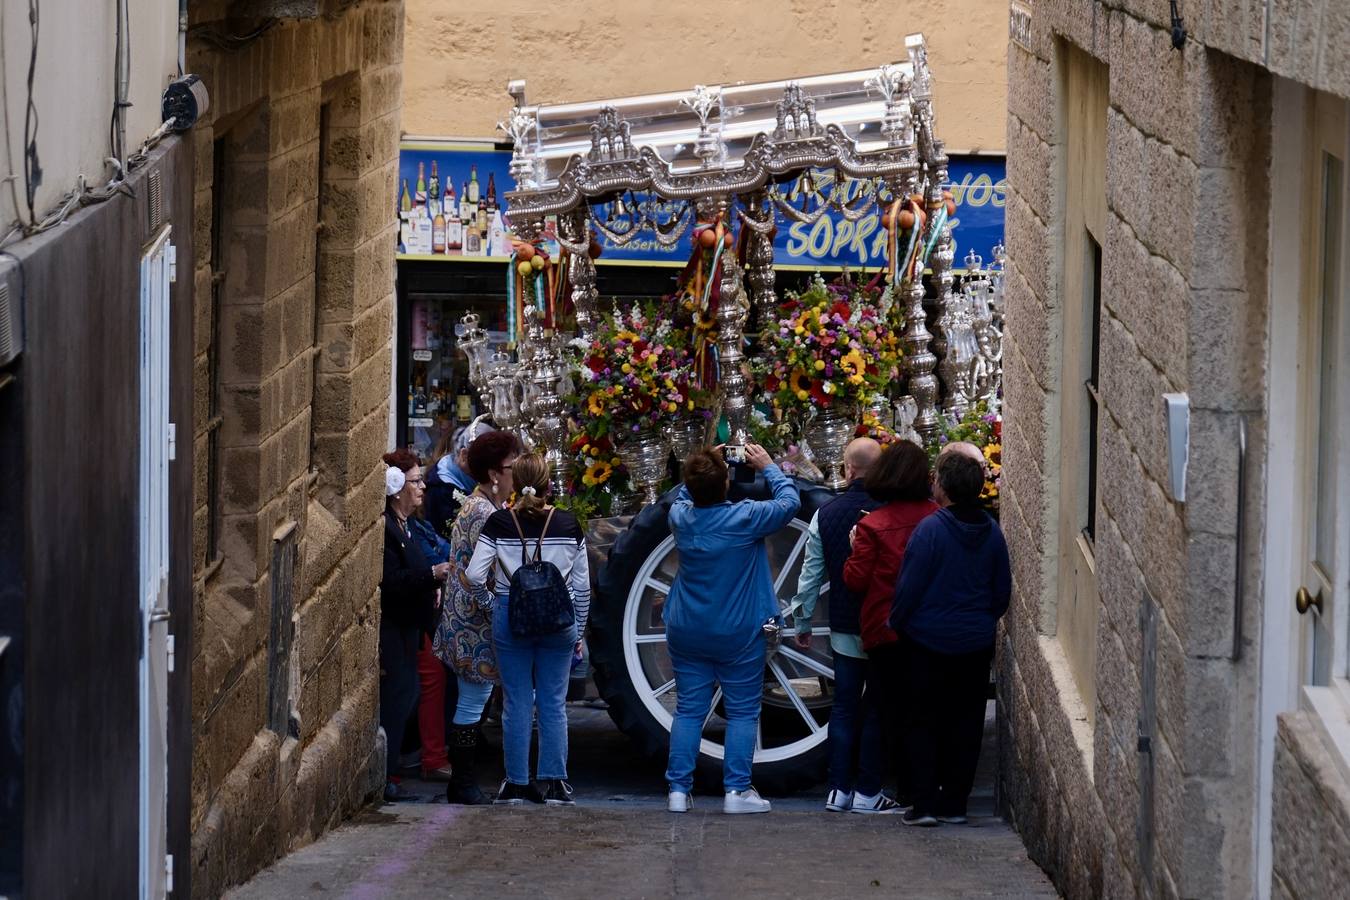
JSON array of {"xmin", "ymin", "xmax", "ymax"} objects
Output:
[
  {"xmin": 404, "ymin": 294, "xmax": 512, "ymax": 457},
  {"xmin": 398, "ymin": 157, "xmax": 514, "ymax": 258}
]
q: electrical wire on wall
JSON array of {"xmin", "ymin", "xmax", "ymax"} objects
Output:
[{"xmin": 0, "ymin": 0, "xmax": 173, "ymax": 251}]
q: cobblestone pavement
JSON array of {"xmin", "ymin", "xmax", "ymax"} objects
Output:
[{"xmin": 229, "ymin": 704, "xmax": 1057, "ymax": 900}]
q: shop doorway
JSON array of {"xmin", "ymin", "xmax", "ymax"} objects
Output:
[
  {"xmin": 1257, "ymin": 81, "xmax": 1350, "ymax": 898},
  {"xmin": 139, "ymin": 227, "xmax": 174, "ymax": 898}
]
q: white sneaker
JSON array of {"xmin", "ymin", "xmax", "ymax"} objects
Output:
[
  {"xmin": 937, "ymin": 814, "xmax": 968, "ymax": 824},
  {"xmin": 668, "ymin": 791, "xmax": 693, "ymax": 813},
  {"xmin": 825, "ymin": 789, "xmax": 854, "ymax": 812},
  {"xmin": 851, "ymin": 792, "xmax": 903, "ymax": 815},
  {"xmin": 724, "ymin": 787, "xmax": 771, "ymax": 814}
]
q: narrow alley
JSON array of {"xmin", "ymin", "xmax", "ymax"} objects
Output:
[{"xmin": 229, "ymin": 706, "xmax": 1057, "ymax": 899}]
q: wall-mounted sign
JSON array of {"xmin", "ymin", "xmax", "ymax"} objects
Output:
[{"xmin": 397, "ymin": 141, "xmax": 1006, "ymax": 270}]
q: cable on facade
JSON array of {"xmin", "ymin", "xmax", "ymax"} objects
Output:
[
  {"xmin": 188, "ymin": 17, "xmax": 278, "ymax": 53},
  {"xmin": 22, "ymin": 0, "xmax": 40, "ymax": 225}
]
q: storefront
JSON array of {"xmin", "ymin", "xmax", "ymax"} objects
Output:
[{"xmin": 393, "ymin": 139, "xmax": 1008, "ymax": 457}]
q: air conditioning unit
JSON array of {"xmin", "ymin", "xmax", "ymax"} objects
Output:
[{"xmin": 0, "ymin": 261, "xmax": 22, "ymax": 367}]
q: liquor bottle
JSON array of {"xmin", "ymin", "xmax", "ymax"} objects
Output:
[
  {"xmin": 432, "ymin": 206, "xmax": 447, "ymax": 253},
  {"xmin": 478, "ymin": 196, "xmax": 488, "ymax": 254},
  {"xmin": 468, "ymin": 165, "xmax": 480, "ymax": 204},
  {"xmin": 464, "ymin": 213, "xmax": 481, "ymax": 255},
  {"xmin": 428, "ymin": 161, "xmax": 441, "ymax": 212},
  {"xmin": 415, "ymin": 162, "xmax": 427, "ymax": 206},
  {"xmin": 444, "ymin": 182, "xmax": 460, "ymax": 251},
  {"xmin": 486, "ymin": 173, "xmax": 497, "ymax": 213},
  {"xmin": 459, "ymin": 180, "xmax": 471, "ymax": 223},
  {"xmin": 400, "ymin": 178, "xmax": 412, "ymax": 213}
]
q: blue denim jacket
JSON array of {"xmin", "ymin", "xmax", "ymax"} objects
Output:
[
  {"xmin": 664, "ymin": 465, "xmax": 800, "ymax": 660},
  {"xmin": 409, "ymin": 517, "xmax": 451, "ymax": 566}
]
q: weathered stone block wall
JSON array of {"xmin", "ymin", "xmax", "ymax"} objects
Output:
[
  {"xmin": 185, "ymin": 3, "xmax": 404, "ymax": 897},
  {"xmin": 1000, "ymin": 1, "xmax": 1277, "ymax": 897}
]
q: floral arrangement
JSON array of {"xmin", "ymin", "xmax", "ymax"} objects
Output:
[
  {"xmin": 757, "ymin": 275, "xmax": 902, "ymax": 413},
  {"xmin": 934, "ymin": 401, "xmax": 1002, "ymax": 513},
  {"xmin": 559, "ymin": 303, "xmax": 705, "ymax": 517},
  {"xmin": 854, "ymin": 408, "xmax": 901, "ymax": 446}
]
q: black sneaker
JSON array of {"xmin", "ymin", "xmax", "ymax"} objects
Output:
[
  {"xmin": 901, "ymin": 809, "xmax": 938, "ymax": 827},
  {"xmin": 541, "ymin": 779, "xmax": 576, "ymax": 806},
  {"xmin": 494, "ymin": 780, "xmax": 544, "ymax": 805},
  {"xmin": 383, "ymin": 780, "xmax": 416, "ymax": 803}
]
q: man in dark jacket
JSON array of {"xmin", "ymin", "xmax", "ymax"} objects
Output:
[
  {"xmin": 790, "ymin": 437, "xmax": 897, "ymax": 813},
  {"xmin": 424, "ymin": 442, "xmax": 478, "ymax": 538},
  {"xmin": 888, "ymin": 451, "xmax": 1010, "ymax": 827}
]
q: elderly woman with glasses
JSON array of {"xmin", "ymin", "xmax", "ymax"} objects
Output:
[{"xmin": 380, "ymin": 449, "xmax": 450, "ymax": 802}]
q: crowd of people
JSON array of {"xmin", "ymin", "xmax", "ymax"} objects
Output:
[{"xmin": 377, "ymin": 428, "xmax": 1009, "ymax": 825}]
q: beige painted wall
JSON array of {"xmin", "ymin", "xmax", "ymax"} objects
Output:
[
  {"xmin": 402, "ymin": 0, "xmax": 1006, "ymax": 152},
  {"xmin": 1, "ymin": 0, "xmax": 179, "ymax": 227}
]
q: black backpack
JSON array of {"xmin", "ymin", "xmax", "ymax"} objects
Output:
[{"xmin": 506, "ymin": 507, "xmax": 575, "ymax": 638}]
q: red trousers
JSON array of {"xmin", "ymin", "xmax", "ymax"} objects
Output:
[{"xmin": 417, "ymin": 635, "xmax": 449, "ymax": 770}]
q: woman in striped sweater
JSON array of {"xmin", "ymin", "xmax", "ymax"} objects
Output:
[{"xmin": 466, "ymin": 452, "xmax": 591, "ymax": 805}]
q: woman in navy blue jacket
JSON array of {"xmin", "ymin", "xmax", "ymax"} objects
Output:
[{"xmin": 888, "ymin": 450, "xmax": 1010, "ymax": 826}]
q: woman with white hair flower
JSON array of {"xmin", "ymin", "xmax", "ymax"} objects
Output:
[{"xmin": 379, "ymin": 449, "xmax": 450, "ymax": 802}]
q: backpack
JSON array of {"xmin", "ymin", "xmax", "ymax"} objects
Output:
[{"xmin": 506, "ymin": 507, "xmax": 575, "ymax": 638}]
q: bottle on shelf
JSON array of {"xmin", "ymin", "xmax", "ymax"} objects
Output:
[
  {"xmin": 486, "ymin": 173, "xmax": 497, "ymax": 214},
  {"xmin": 478, "ymin": 196, "xmax": 489, "ymax": 254},
  {"xmin": 459, "ymin": 180, "xmax": 472, "ymax": 223},
  {"xmin": 400, "ymin": 178, "xmax": 412, "ymax": 214},
  {"xmin": 432, "ymin": 205, "xmax": 447, "ymax": 254},
  {"xmin": 468, "ymin": 165, "xmax": 480, "ymax": 204},
  {"xmin": 428, "ymin": 161, "xmax": 441, "ymax": 216},
  {"xmin": 445, "ymin": 181, "xmax": 461, "ymax": 251},
  {"xmin": 415, "ymin": 162, "xmax": 427, "ymax": 207}
]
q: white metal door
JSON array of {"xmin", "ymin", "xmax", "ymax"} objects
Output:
[
  {"xmin": 140, "ymin": 228, "xmax": 174, "ymax": 898},
  {"xmin": 1257, "ymin": 83, "xmax": 1350, "ymax": 898}
]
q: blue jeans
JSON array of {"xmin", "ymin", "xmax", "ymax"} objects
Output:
[
  {"xmin": 453, "ymin": 677, "xmax": 494, "ymax": 726},
  {"xmin": 665, "ymin": 640, "xmax": 764, "ymax": 793},
  {"xmin": 492, "ymin": 599, "xmax": 577, "ymax": 784},
  {"xmin": 829, "ymin": 650, "xmax": 885, "ymax": 795}
]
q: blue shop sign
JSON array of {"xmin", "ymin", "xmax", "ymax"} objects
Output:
[{"xmin": 397, "ymin": 141, "xmax": 1005, "ymax": 270}]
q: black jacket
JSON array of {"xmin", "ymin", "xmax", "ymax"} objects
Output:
[
  {"xmin": 423, "ymin": 465, "xmax": 461, "ymax": 539},
  {"xmin": 816, "ymin": 480, "xmax": 881, "ymax": 636},
  {"xmin": 381, "ymin": 510, "xmax": 439, "ymax": 633}
]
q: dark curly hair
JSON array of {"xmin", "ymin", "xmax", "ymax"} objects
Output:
[
  {"xmin": 465, "ymin": 430, "xmax": 522, "ymax": 484},
  {"xmin": 864, "ymin": 440, "xmax": 931, "ymax": 503},
  {"xmin": 382, "ymin": 448, "xmax": 421, "ymax": 473}
]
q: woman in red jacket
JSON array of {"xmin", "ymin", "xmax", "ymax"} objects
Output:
[{"xmin": 842, "ymin": 440, "xmax": 938, "ymax": 807}]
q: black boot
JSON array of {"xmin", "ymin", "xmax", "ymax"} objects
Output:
[{"xmin": 445, "ymin": 724, "xmax": 490, "ymax": 805}]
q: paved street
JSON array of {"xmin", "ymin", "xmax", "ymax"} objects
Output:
[{"xmin": 229, "ymin": 702, "xmax": 1057, "ymax": 899}]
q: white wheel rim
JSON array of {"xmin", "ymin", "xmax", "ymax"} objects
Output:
[{"xmin": 621, "ymin": 518, "xmax": 835, "ymax": 765}]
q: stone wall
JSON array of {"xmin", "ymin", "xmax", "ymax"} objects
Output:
[
  {"xmin": 1000, "ymin": 1, "xmax": 1278, "ymax": 897},
  {"xmin": 185, "ymin": 3, "xmax": 404, "ymax": 896},
  {"xmin": 399, "ymin": 0, "xmax": 1007, "ymax": 152}
]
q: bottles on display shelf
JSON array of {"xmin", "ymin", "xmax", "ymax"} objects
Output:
[
  {"xmin": 415, "ymin": 162, "xmax": 427, "ymax": 206},
  {"xmin": 400, "ymin": 179, "xmax": 413, "ymax": 213},
  {"xmin": 486, "ymin": 173, "xmax": 497, "ymax": 215},
  {"xmin": 446, "ymin": 181, "xmax": 462, "ymax": 250},
  {"xmin": 468, "ymin": 165, "xmax": 480, "ymax": 204},
  {"xmin": 459, "ymin": 180, "xmax": 472, "ymax": 223},
  {"xmin": 428, "ymin": 161, "xmax": 440, "ymax": 215}
]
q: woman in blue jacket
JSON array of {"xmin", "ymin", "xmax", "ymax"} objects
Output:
[{"xmin": 664, "ymin": 444, "xmax": 800, "ymax": 815}]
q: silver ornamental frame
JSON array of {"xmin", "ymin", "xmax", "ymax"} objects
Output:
[{"xmin": 463, "ymin": 33, "xmax": 1001, "ymax": 501}]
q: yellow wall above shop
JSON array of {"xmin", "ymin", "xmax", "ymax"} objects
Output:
[{"xmin": 402, "ymin": 0, "xmax": 1007, "ymax": 153}]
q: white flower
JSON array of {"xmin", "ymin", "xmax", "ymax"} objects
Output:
[
  {"xmin": 452, "ymin": 488, "xmax": 471, "ymax": 505},
  {"xmin": 568, "ymin": 337, "xmax": 591, "ymax": 352}
]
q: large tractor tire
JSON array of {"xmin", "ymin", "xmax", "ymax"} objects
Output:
[{"xmin": 588, "ymin": 475, "xmax": 838, "ymax": 795}]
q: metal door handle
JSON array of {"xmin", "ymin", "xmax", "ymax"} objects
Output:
[
  {"xmin": 1295, "ymin": 587, "xmax": 1323, "ymax": 616},
  {"xmin": 150, "ymin": 607, "xmax": 172, "ymax": 623}
]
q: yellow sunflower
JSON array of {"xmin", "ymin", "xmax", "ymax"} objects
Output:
[
  {"xmin": 587, "ymin": 392, "xmax": 606, "ymax": 415},
  {"xmin": 586, "ymin": 460, "xmax": 614, "ymax": 485}
]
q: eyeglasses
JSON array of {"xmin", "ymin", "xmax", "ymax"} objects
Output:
[{"xmin": 407, "ymin": 477, "xmax": 426, "ymax": 486}]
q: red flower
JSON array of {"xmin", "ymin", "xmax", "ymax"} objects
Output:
[
  {"xmin": 830, "ymin": 301, "xmax": 851, "ymax": 320},
  {"xmin": 809, "ymin": 380, "xmax": 830, "ymax": 405},
  {"xmin": 764, "ymin": 374, "xmax": 781, "ymax": 392},
  {"xmin": 586, "ymin": 356, "xmax": 606, "ymax": 374},
  {"xmin": 854, "ymin": 424, "xmax": 868, "ymax": 437}
]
